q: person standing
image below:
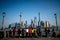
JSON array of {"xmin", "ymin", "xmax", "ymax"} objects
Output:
[
  {"xmin": 13, "ymin": 27, "xmax": 16, "ymax": 38},
  {"xmin": 22, "ymin": 28, "xmax": 24, "ymax": 37},
  {"xmin": 36, "ymin": 27, "xmax": 41, "ymax": 37},
  {"xmin": 52, "ymin": 28, "xmax": 56, "ymax": 37},
  {"xmin": 45, "ymin": 28, "xmax": 47, "ymax": 37},
  {"xmin": 28, "ymin": 28, "xmax": 32, "ymax": 37},
  {"xmin": 47, "ymin": 28, "xmax": 50, "ymax": 37},
  {"xmin": 38, "ymin": 28, "xmax": 41, "ymax": 37},
  {"xmin": 18, "ymin": 28, "xmax": 21, "ymax": 37},
  {"xmin": 9, "ymin": 28, "xmax": 12, "ymax": 37},
  {"xmin": 26, "ymin": 29, "xmax": 28, "ymax": 37},
  {"xmin": 32, "ymin": 28, "xmax": 35, "ymax": 37}
]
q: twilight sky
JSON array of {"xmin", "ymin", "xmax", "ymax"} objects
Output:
[{"xmin": 0, "ymin": 0, "xmax": 60, "ymax": 28}]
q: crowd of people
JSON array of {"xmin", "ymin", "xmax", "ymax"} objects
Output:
[{"xmin": 6, "ymin": 27, "xmax": 56, "ymax": 38}]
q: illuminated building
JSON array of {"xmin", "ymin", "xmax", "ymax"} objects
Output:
[
  {"xmin": 44, "ymin": 21, "xmax": 50, "ymax": 28},
  {"xmin": 21, "ymin": 21, "xmax": 25, "ymax": 28}
]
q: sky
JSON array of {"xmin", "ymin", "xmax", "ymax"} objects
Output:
[{"xmin": 0, "ymin": 0, "xmax": 60, "ymax": 28}]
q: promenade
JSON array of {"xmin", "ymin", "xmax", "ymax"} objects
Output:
[{"xmin": 1, "ymin": 37, "xmax": 60, "ymax": 40}]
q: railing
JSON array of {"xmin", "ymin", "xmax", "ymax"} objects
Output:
[{"xmin": 0, "ymin": 27, "xmax": 60, "ymax": 38}]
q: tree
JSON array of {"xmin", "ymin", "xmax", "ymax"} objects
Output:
[
  {"xmin": 40, "ymin": 21, "xmax": 44, "ymax": 27},
  {"xmin": 9, "ymin": 24, "xmax": 11, "ymax": 28}
]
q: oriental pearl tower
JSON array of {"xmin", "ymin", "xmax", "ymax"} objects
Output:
[
  {"xmin": 20, "ymin": 12, "xmax": 22, "ymax": 28},
  {"xmin": 20, "ymin": 12, "xmax": 24, "ymax": 28},
  {"xmin": 20, "ymin": 12, "xmax": 22, "ymax": 24}
]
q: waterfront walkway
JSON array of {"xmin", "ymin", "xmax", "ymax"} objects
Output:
[{"xmin": 1, "ymin": 37, "xmax": 60, "ymax": 40}]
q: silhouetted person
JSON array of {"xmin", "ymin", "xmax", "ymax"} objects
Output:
[
  {"xmin": 9, "ymin": 28, "xmax": 12, "ymax": 37},
  {"xmin": 13, "ymin": 27, "xmax": 16, "ymax": 38},
  {"xmin": 52, "ymin": 28, "xmax": 56, "ymax": 37},
  {"xmin": 52, "ymin": 28, "xmax": 54, "ymax": 32},
  {"xmin": 18, "ymin": 29, "xmax": 21, "ymax": 37},
  {"xmin": 6, "ymin": 31, "xmax": 9, "ymax": 37},
  {"xmin": 36, "ymin": 28, "xmax": 39, "ymax": 37},
  {"xmin": 36, "ymin": 27, "xmax": 41, "ymax": 37},
  {"xmin": 22, "ymin": 28, "xmax": 24, "ymax": 37},
  {"xmin": 47, "ymin": 28, "xmax": 50, "ymax": 36},
  {"xmin": 45, "ymin": 28, "xmax": 47, "ymax": 37},
  {"xmin": 38, "ymin": 28, "xmax": 41, "ymax": 37}
]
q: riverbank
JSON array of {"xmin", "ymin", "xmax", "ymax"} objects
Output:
[{"xmin": 0, "ymin": 37, "xmax": 60, "ymax": 40}]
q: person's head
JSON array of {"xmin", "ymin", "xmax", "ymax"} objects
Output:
[
  {"xmin": 32, "ymin": 28, "xmax": 33, "ymax": 29},
  {"xmin": 39, "ymin": 27, "xmax": 41, "ymax": 29},
  {"xmin": 18, "ymin": 28, "xmax": 20, "ymax": 30},
  {"xmin": 14, "ymin": 27, "xmax": 16, "ymax": 29}
]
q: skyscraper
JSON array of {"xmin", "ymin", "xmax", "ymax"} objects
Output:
[
  {"xmin": 54, "ymin": 13, "xmax": 58, "ymax": 30},
  {"xmin": 44, "ymin": 21, "xmax": 50, "ymax": 28},
  {"xmin": 19, "ymin": 12, "xmax": 24, "ymax": 28},
  {"xmin": 34, "ymin": 17, "xmax": 37, "ymax": 28},
  {"xmin": 20, "ymin": 12, "xmax": 22, "ymax": 25},
  {"xmin": 31, "ymin": 19, "xmax": 33, "ymax": 28},
  {"xmin": 38, "ymin": 12, "xmax": 40, "ymax": 27},
  {"xmin": 25, "ymin": 20, "xmax": 28, "ymax": 28}
]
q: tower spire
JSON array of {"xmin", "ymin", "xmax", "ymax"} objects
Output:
[
  {"xmin": 39, "ymin": 12, "xmax": 40, "ymax": 22},
  {"xmin": 20, "ymin": 12, "xmax": 22, "ymax": 24},
  {"xmin": 38, "ymin": 12, "xmax": 40, "ymax": 27},
  {"xmin": 34, "ymin": 17, "xmax": 37, "ymax": 28}
]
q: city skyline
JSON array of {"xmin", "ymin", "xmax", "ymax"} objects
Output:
[{"xmin": 0, "ymin": 0, "xmax": 60, "ymax": 28}]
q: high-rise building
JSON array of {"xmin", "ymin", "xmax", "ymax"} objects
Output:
[
  {"xmin": 30, "ymin": 19, "xmax": 34, "ymax": 28},
  {"xmin": 44, "ymin": 21, "xmax": 50, "ymax": 28},
  {"xmin": 25, "ymin": 20, "xmax": 28, "ymax": 28},
  {"xmin": 20, "ymin": 12, "xmax": 22, "ymax": 25},
  {"xmin": 19, "ymin": 12, "xmax": 24, "ymax": 28},
  {"xmin": 40, "ymin": 21, "xmax": 44, "ymax": 28},
  {"xmin": 38, "ymin": 12, "xmax": 40, "ymax": 27},
  {"xmin": 54, "ymin": 13, "xmax": 58, "ymax": 30},
  {"xmin": 34, "ymin": 17, "xmax": 37, "ymax": 28},
  {"xmin": 21, "ymin": 21, "xmax": 25, "ymax": 28}
]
